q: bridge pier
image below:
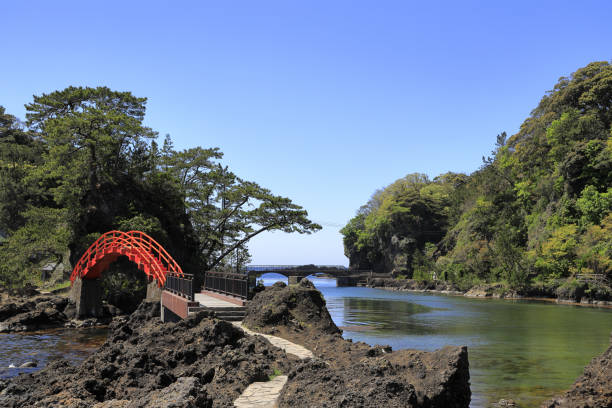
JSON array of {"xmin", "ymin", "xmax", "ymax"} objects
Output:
[
  {"xmin": 145, "ymin": 279, "xmax": 162, "ymax": 301},
  {"xmin": 336, "ymin": 276, "xmax": 358, "ymax": 287},
  {"xmin": 288, "ymin": 276, "xmax": 303, "ymax": 285},
  {"xmin": 71, "ymin": 277, "xmax": 103, "ymax": 318}
]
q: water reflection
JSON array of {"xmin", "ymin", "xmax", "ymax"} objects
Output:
[
  {"xmin": 337, "ymin": 297, "xmax": 435, "ymax": 334},
  {"xmin": 314, "ymin": 285, "xmax": 612, "ymax": 408}
]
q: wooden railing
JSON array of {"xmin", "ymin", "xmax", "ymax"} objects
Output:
[{"xmin": 204, "ymin": 271, "xmax": 249, "ymax": 300}]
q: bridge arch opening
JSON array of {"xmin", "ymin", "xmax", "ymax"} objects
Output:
[
  {"xmin": 70, "ymin": 230, "xmax": 183, "ymax": 316},
  {"xmin": 99, "ymin": 257, "xmax": 150, "ymax": 313},
  {"xmin": 256, "ymin": 273, "xmax": 288, "ymax": 286},
  {"xmin": 304, "ymin": 273, "xmax": 338, "ymax": 287},
  {"xmin": 252, "ymin": 272, "xmax": 338, "ymax": 288}
]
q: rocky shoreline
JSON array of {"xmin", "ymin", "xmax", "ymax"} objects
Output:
[
  {"xmin": 0, "ymin": 301, "xmax": 296, "ymax": 407},
  {"xmin": 366, "ymin": 278, "xmax": 612, "ymax": 307},
  {"xmin": 1, "ymin": 280, "xmax": 611, "ymax": 407},
  {"xmin": 0, "ymin": 290, "xmax": 119, "ymax": 333},
  {"xmin": 244, "ymin": 280, "xmax": 471, "ymax": 407},
  {"xmin": 0, "ymin": 281, "xmax": 472, "ymax": 407}
]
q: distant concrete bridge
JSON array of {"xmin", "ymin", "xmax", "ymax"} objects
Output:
[{"xmin": 245, "ymin": 265, "xmax": 382, "ymax": 285}]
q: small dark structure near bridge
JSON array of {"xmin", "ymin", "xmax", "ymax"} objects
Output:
[{"xmin": 69, "ymin": 231, "xmax": 389, "ymax": 321}]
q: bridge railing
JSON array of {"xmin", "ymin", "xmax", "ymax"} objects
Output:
[
  {"xmin": 204, "ymin": 271, "xmax": 249, "ymax": 300},
  {"xmin": 71, "ymin": 230, "xmax": 183, "ymax": 286},
  {"xmin": 164, "ymin": 272, "xmax": 194, "ymax": 301}
]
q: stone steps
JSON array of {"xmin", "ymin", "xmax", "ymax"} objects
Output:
[
  {"xmin": 188, "ymin": 306, "xmax": 246, "ymax": 321},
  {"xmin": 234, "ymin": 375, "xmax": 288, "ymax": 408},
  {"xmin": 231, "ymin": 323, "xmax": 314, "ymax": 407}
]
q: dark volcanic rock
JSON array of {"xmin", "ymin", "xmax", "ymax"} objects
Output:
[
  {"xmin": 245, "ymin": 279, "xmax": 471, "ymax": 407},
  {"xmin": 544, "ymin": 332, "xmax": 612, "ymax": 408},
  {"xmin": 0, "ymin": 301, "xmax": 294, "ymax": 407},
  {"xmin": 280, "ymin": 346, "xmax": 470, "ymax": 408},
  {"xmin": 0, "ymin": 294, "xmax": 72, "ymax": 332},
  {"xmin": 243, "ymin": 279, "xmax": 341, "ymax": 336},
  {"xmin": 0, "ymin": 293, "xmax": 122, "ymax": 332},
  {"xmin": 368, "ymin": 278, "xmax": 463, "ymax": 294}
]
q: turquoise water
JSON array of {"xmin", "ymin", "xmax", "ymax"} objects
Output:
[{"xmin": 262, "ymin": 274, "xmax": 612, "ymax": 407}]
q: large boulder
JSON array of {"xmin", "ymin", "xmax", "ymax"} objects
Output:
[
  {"xmin": 244, "ymin": 279, "xmax": 471, "ymax": 407},
  {"xmin": 0, "ymin": 294, "xmax": 72, "ymax": 332},
  {"xmin": 279, "ymin": 346, "xmax": 470, "ymax": 408},
  {"xmin": 243, "ymin": 279, "xmax": 341, "ymax": 336}
]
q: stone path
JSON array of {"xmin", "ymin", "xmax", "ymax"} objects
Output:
[
  {"xmin": 233, "ymin": 322, "xmax": 314, "ymax": 360},
  {"xmin": 233, "ymin": 375, "xmax": 288, "ymax": 408},
  {"xmin": 232, "ymin": 322, "xmax": 314, "ymax": 407}
]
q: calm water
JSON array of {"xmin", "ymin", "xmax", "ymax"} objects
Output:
[
  {"xmin": 263, "ymin": 275, "xmax": 612, "ymax": 408},
  {"xmin": 0, "ymin": 327, "xmax": 108, "ymax": 379}
]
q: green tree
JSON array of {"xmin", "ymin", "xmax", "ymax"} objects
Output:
[
  {"xmin": 25, "ymin": 86, "xmax": 157, "ymax": 220},
  {"xmin": 161, "ymin": 145, "xmax": 321, "ymax": 270},
  {"xmin": 0, "ymin": 106, "xmax": 43, "ymax": 232}
]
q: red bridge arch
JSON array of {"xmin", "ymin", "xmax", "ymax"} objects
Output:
[{"xmin": 70, "ymin": 230, "xmax": 183, "ymax": 287}]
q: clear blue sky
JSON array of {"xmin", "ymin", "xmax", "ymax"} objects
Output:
[{"xmin": 2, "ymin": 1, "xmax": 611, "ymax": 265}]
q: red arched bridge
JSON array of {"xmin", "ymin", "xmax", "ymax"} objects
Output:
[
  {"xmin": 70, "ymin": 231, "xmax": 389, "ymax": 321},
  {"xmin": 70, "ymin": 230, "xmax": 183, "ymax": 286},
  {"xmin": 70, "ymin": 230, "xmax": 192, "ymax": 319}
]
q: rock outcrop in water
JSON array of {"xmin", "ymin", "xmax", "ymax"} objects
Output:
[
  {"xmin": 544, "ymin": 332, "xmax": 612, "ymax": 408},
  {"xmin": 244, "ymin": 279, "xmax": 471, "ymax": 407},
  {"xmin": 243, "ymin": 280, "xmax": 341, "ymax": 336},
  {"xmin": 367, "ymin": 278, "xmax": 463, "ymax": 295},
  {"xmin": 0, "ymin": 302, "xmax": 295, "ymax": 407},
  {"xmin": 0, "ymin": 290, "xmax": 125, "ymax": 332},
  {"xmin": 0, "ymin": 292, "xmax": 74, "ymax": 332}
]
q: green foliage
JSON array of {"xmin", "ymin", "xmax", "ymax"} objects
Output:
[
  {"xmin": 342, "ymin": 173, "xmax": 452, "ymax": 275},
  {"xmin": 576, "ymin": 214, "xmax": 612, "ymax": 276},
  {"xmin": 0, "ymin": 87, "xmax": 320, "ymax": 288},
  {"xmin": 342, "ymin": 61, "xmax": 612, "ymax": 289},
  {"xmin": 25, "ymin": 87, "xmax": 156, "ymax": 217},
  {"xmin": 268, "ymin": 368, "xmax": 283, "ymax": 381},
  {"xmin": 576, "ymin": 185, "xmax": 612, "ymax": 225},
  {"xmin": 535, "ymin": 224, "xmax": 579, "ymax": 277},
  {"xmin": 0, "ymin": 207, "xmax": 71, "ymax": 287},
  {"xmin": 0, "ymin": 106, "xmax": 44, "ymax": 233},
  {"xmin": 116, "ymin": 214, "xmax": 167, "ymax": 241}
]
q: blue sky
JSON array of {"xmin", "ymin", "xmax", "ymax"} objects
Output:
[{"xmin": 2, "ymin": 1, "xmax": 611, "ymax": 265}]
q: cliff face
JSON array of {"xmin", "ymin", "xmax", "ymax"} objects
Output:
[
  {"xmin": 244, "ymin": 279, "xmax": 471, "ymax": 408},
  {"xmin": 544, "ymin": 332, "xmax": 612, "ymax": 408}
]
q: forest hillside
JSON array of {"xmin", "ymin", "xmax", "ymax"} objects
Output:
[{"xmin": 342, "ymin": 61, "xmax": 612, "ymax": 295}]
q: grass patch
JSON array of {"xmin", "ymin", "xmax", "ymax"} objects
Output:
[
  {"xmin": 268, "ymin": 368, "xmax": 283, "ymax": 380},
  {"xmin": 47, "ymin": 280, "xmax": 71, "ymax": 292}
]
